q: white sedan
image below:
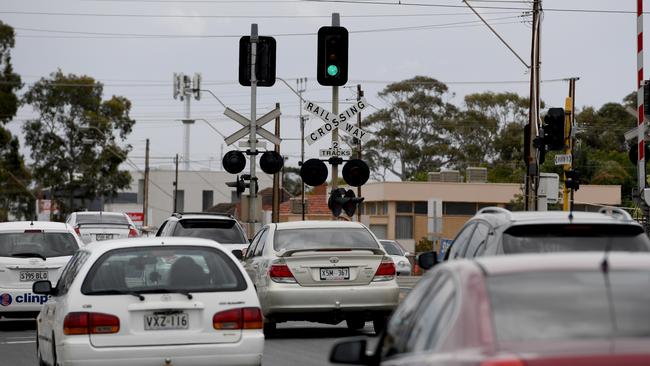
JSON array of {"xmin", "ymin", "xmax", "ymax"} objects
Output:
[{"xmin": 33, "ymin": 237, "xmax": 264, "ymax": 366}]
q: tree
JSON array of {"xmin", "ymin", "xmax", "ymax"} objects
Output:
[
  {"xmin": 576, "ymin": 102, "xmax": 635, "ymax": 153},
  {"xmin": 363, "ymin": 76, "xmax": 458, "ymax": 181},
  {"xmin": 0, "ymin": 21, "xmax": 32, "ymax": 221},
  {"xmin": 22, "ymin": 70, "xmax": 135, "ymax": 218}
]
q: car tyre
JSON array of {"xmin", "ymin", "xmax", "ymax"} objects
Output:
[
  {"xmin": 263, "ymin": 320, "xmax": 276, "ymax": 338},
  {"xmin": 346, "ymin": 318, "xmax": 366, "ymax": 330},
  {"xmin": 372, "ymin": 316, "xmax": 388, "ymax": 335}
]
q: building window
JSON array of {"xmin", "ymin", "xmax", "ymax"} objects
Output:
[
  {"xmin": 175, "ymin": 190, "xmax": 185, "ymax": 212},
  {"xmin": 396, "ymin": 202, "xmax": 413, "ymax": 213},
  {"xmin": 414, "ymin": 201, "xmax": 428, "ymax": 215},
  {"xmin": 370, "ymin": 224, "xmax": 388, "ymax": 239},
  {"xmin": 378, "ymin": 202, "xmax": 388, "ymax": 215},
  {"xmin": 395, "ymin": 216, "xmax": 413, "ymax": 239},
  {"xmin": 202, "ymin": 190, "xmax": 214, "ymax": 211},
  {"xmin": 443, "ymin": 202, "xmax": 476, "ymax": 215}
]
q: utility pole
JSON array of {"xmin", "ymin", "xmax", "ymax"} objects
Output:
[
  {"xmin": 297, "ymin": 78, "xmax": 308, "ymax": 220},
  {"xmin": 273, "ymin": 102, "xmax": 281, "ymax": 223},
  {"xmin": 356, "ymin": 84, "xmax": 363, "ymax": 222},
  {"xmin": 143, "ymin": 138, "xmax": 150, "ymax": 227},
  {"xmin": 563, "ymin": 78, "xmax": 577, "ymax": 211},
  {"xmin": 525, "ymin": 0, "xmax": 542, "ymax": 211},
  {"xmin": 248, "ymin": 24, "xmax": 259, "ymax": 238},
  {"xmin": 173, "ymin": 154, "xmax": 179, "ymax": 213},
  {"xmin": 331, "ymin": 13, "xmax": 341, "ymax": 193}
]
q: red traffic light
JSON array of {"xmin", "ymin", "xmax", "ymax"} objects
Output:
[
  {"xmin": 300, "ymin": 159, "xmax": 328, "ymax": 187},
  {"xmin": 223, "ymin": 150, "xmax": 246, "ymax": 174},
  {"xmin": 260, "ymin": 151, "xmax": 284, "ymax": 175},
  {"xmin": 342, "ymin": 159, "xmax": 369, "ymax": 187}
]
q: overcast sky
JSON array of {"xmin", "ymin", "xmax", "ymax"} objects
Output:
[{"xmin": 1, "ymin": 0, "xmax": 642, "ymax": 178}]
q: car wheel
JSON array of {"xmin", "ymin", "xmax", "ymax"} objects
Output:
[
  {"xmin": 263, "ymin": 320, "xmax": 276, "ymax": 338},
  {"xmin": 346, "ymin": 318, "xmax": 366, "ymax": 330},
  {"xmin": 372, "ymin": 316, "xmax": 388, "ymax": 335}
]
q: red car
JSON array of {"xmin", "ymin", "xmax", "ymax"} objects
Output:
[{"xmin": 330, "ymin": 252, "xmax": 650, "ymax": 366}]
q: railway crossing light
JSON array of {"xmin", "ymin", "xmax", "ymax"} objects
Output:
[
  {"xmin": 300, "ymin": 158, "xmax": 329, "ymax": 186},
  {"xmin": 317, "ymin": 26, "xmax": 348, "ymax": 86},
  {"xmin": 342, "ymin": 159, "xmax": 370, "ymax": 187},
  {"xmin": 239, "ymin": 36, "xmax": 277, "ymax": 87},
  {"xmin": 543, "ymin": 108, "xmax": 565, "ymax": 151},
  {"xmin": 226, "ymin": 175, "xmax": 246, "ymax": 196},
  {"xmin": 259, "ymin": 151, "xmax": 284, "ymax": 175},
  {"xmin": 342, "ymin": 189, "xmax": 364, "ymax": 217},
  {"xmin": 222, "ymin": 150, "xmax": 246, "ymax": 174},
  {"xmin": 328, "ymin": 188, "xmax": 364, "ymax": 217}
]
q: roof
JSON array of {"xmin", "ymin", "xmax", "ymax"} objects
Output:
[
  {"xmin": 169, "ymin": 212, "xmax": 236, "ymax": 221},
  {"xmin": 75, "ymin": 211, "xmax": 128, "ymax": 217},
  {"xmin": 0, "ymin": 221, "xmax": 73, "ymax": 232},
  {"xmin": 274, "ymin": 220, "xmax": 366, "ymax": 230},
  {"xmin": 82, "ymin": 236, "xmax": 228, "ymax": 254},
  {"xmin": 470, "ymin": 252, "xmax": 650, "ymax": 276},
  {"xmin": 279, "ymin": 183, "xmax": 331, "ymax": 215},
  {"xmin": 473, "ymin": 208, "xmax": 639, "ymax": 228}
]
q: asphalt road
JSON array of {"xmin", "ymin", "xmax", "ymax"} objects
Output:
[{"xmin": 0, "ymin": 318, "xmax": 378, "ymax": 366}]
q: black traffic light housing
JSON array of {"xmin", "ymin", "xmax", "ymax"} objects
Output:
[
  {"xmin": 226, "ymin": 175, "xmax": 246, "ymax": 196},
  {"xmin": 342, "ymin": 159, "xmax": 370, "ymax": 187},
  {"xmin": 259, "ymin": 151, "xmax": 284, "ymax": 175},
  {"xmin": 317, "ymin": 26, "xmax": 348, "ymax": 86},
  {"xmin": 328, "ymin": 188, "xmax": 364, "ymax": 217},
  {"xmin": 223, "ymin": 150, "xmax": 246, "ymax": 174},
  {"xmin": 239, "ymin": 36, "xmax": 276, "ymax": 87},
  {"xmin": 342, "ymin": 189, "xmax": 364, "ymax": 217},
  {"xmin": 543, "ymin": 108, "xmax": 565, "ymax": 151},
  {"xmin": 565, "ymin": 169, "xmax": 580, "ymax": 191},
  {"xmin": 300, "ymin": 158, "xmax": 329, "ymax": 186}
]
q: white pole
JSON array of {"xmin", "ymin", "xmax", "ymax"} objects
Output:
[
  {"xmin": 184, "ymin": 96, "xmax": 191, "ymax": 171},
  {"xmin": 331, "ymin": 13, "xmax": 340, "ymax": 193}
]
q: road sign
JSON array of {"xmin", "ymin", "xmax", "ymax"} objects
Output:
[
  {"xmin": 303, "ymin": 98, "xmax": 372, "ymax": 145},
  {"xmin": 554, "ymin": 154, "xmax": 572, "ymax": 166},
  {"xmin": 319, "ymin": 148, "xmax": 352, "ymax": 157},
  {"xmin": 224, "ymin": 107, "xmax": 281, "ymax": 146}
]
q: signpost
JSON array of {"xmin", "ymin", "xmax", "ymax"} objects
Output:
[
  {"xmin": 554, "ymin": 154, "xmax": 572, "ymax": 166},
  {"xmin": 303, "ymin": 98, "xmax": 372, "ymax": 146},
  {"xmin": 224, "ymin": 107, "xmax": 281, "ymax": 146}
]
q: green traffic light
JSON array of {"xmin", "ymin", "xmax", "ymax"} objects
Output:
[{"xmin": 327, "ymin": 64, "xmax": 339, "ymax": 77}]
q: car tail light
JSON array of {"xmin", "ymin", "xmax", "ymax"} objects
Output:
[
  {"xmin": 63, "ymin": 312, "xmax": 120, "ymax": 335},
  {"xmin": 373, "ymin": 257, "xmax": 396, "ymax": 282},
  {"xmin": 74, "ymin": 226, "xmax": 81, "ymax": 236},
  {"xmin": 269, "ymin": 263, "xmax": 297, "ymax": 283},
  {"xmin": 481, "ymin": 359, "xmax": 525, "ymax": 366},
  {"xmin": 128, "ymin": 226, "xmax": 139, "ymax": 237},
  {"xmin": 24, "ymin": 229, "xmax": 43, "ymax": 233},
  {"xmin": 213, "ymin": 307, "xmax": 263, "ymax": 330}
]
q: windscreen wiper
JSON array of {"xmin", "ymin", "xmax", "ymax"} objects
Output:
[
  {"xmin": 11, "ymin": 252, "xmax": 47, "ymax": 261},
  {"xmin": 86, "ymin": 289, "xmax": 145, "ymax": 301}
]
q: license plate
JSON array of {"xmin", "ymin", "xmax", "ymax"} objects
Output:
[
  {"xmin": 144, "ymin": 312, "xmax": 189, "ymax": 331},
  {"xmin": 20, "ymin": 271, "xmax": 48, "ymax": 282},
  {"xmin": 96, "ymin": 233, "xmax": 114, "ymax": 241},
  {"xmin": 320, "ymin": 267, "xmax": 350, "ymax": 280}
]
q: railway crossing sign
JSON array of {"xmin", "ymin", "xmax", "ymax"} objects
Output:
[
  {"xmin": 224, "ymin": 107, "xmax": 282, "ymax": 146},
  {"xmin": 319, "ymin": 141, "xmax": 352, "ymax": 157},
  {"xmin": 304, "ymin": 98, "xmax": 372, "ymax": 145}
]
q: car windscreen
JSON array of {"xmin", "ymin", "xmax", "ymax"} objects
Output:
[
  {"xmin": 82, "ymin": 245, "xmax": 246, "ymax": 295},
  {"xmin": 274, "ymin": 228, "xmax": 379, "ymax": 251},
  {"xmin": 173, "ymin": 219, "xmax": 246, "ymax": 244},
  {"xmin": 0, "ymin": 232, "xmax": 79, "ymax": 258},
  {"xmin": 502, "ymin": 224, "xmax": 650, "ymax": 254},
  {"xmin": 381, "ymin": 241, "xmax": 403, "ymax": 255},
  {"xmin": 76, "ymin": 213, "xmax": 129, "ymax": 225},
  {"xmin": 488, "ymin": 270, "xmax": 650, "ymax": 342}
]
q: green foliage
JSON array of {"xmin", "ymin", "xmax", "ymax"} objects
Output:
[
  {"xmin": 415, "ymin": 237, "xmax": 433, "ymax": 253},
  {"xmin": 22, "ymin": 70, "xmax": 135, "ymax": 216}
]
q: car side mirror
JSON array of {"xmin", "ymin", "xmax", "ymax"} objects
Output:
[
  {"xmin": 417, "ymin": 251, "xmax": 438, "ymax": 270},
  {"xmin": 232, "ymin": 249, "xmax": 244, "ymax": 260},
  {"xmin": 33, "ymin": 280, "xmax": 54, "ymax": 295},
  {"xmin": 330, "ymin": 338, "xmax": 369, "ymax": 365}
]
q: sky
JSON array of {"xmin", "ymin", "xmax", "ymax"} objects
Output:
[{"xmin": 1, "ymin": 0, "xmax": 643, "ymax": 178}]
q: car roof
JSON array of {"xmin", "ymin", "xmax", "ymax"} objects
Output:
[
  {"xmin": 81, "ymin": 237, "xmax": 228, "ymax": 254},
  {"xmin": 75, "ymin": 211, "xmax": 128, "ymax": 217},
  {"xmin": 167, "ymin": 213, "xmax": 236, "ymax": 221},
  {"xmin": 274, "ymin": 220, "xmax": 367, "ymax": 230},
  {"xmin": 472, "ymin": 252, "xmax": 650, "ymax": 276},
  {"xmin": 473, "ymin": 208, "xmax": 639, "ymax": 228},
  {"xmin": 0, "ymin": 221, "xmax": 73, "ymax": 232}
]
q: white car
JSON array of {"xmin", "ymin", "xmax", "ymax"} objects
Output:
[
  {"xmin": 0, "ymin": 221, "xmax": 82, "ymax": 320},
  {"xmin": 66, "ymin": 211, "xmax": 140, "ymax": 245},
  {"xmin": 33, "ymin": 237, "xmax": 263, "ymax": 366},
  {"xmin": 379, "ymin": 240, "xmax": 412, "ymax": 276}
]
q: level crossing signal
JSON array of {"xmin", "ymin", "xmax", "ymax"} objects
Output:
[
  {"xmin": 222, "ymin": 151, "xmax": 246, "ymax": 174},
  {"xmin": 317, "ymin": 26, "xmax": 348, "ymax": 86},
  {"xmin": 239, "ymin": 36, "xmax": 276, "ymax": 87},
  {"xmin": 328, "ymin": 188, "xmax": 365, "ymax": 217}
]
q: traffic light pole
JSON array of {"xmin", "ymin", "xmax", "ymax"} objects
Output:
[
  {"xmin": 356, "ymin": 84, "xmax": 363, "ymax": 222},
  {"xmin": 248, "ymin": 24, "xmax": 259, "ymax": 238},
  {"xmin": 525, "ymin": 0, "xmax": 541, "ymax": 211},
  {"xmin": 331, "ymin": 13, "xmax": 340, "ymax": 196}
]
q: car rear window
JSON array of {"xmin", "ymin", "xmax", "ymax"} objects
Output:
[
  {"xmin": 76, "ymin": 214, "xmax": 129, "ymax": 225},
  {"xmin": 173, "ymin": 219, "xmax": 246, "ymax": 244},
  {"xmin": 82, "ymin": 246, "xmax": 246, "ymax": 295},
  {"xmin": 381, "ymin": 241, "xmax": 403, "ymax": 256},
  {"xmin": 0, "ymin": 232, "xmax": 79, "ymax": 258},
  {"xmin": 274, "ymin": 228, "xmax": 379, "ymax": 251},
  {"xmin": 487, "ymin": 271, "xmax": 650, "ymax": 342},
  {"xmin": 502, "ymin": 224, "xmax": 650, "ymax": 254}
]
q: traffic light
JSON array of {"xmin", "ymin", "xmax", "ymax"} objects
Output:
[
  {"xmin": 644, "ymin": 80, "xmax": 650, "ymax": 117},
  {"xmin": 300, "ymin": 158, "xmax": 328, "ymax": 186},
  {"xmin": 328, "ymin": 188, "xmax": 364, "ymax": 217},
  {"xmin": 342, "ymin": 189, "xmax": 364, "ymax": 217},
  {"xmin": 317, "ymin": 26, "xmax": 348, "ymax": 86},
  {"xmin": 543, "ymin": 108, "xmax": 565, "ymax": 151},
  {"xmin": 565, "ymin": 169, "xmax": 580, "ymax": 191},
  {"xmin": 226, "ymin": 175, "xmax": 246, "ymax": 196},
  {"xmin": 628, "ymin": 142, "xmax": 650, "ymax": 164},
  {"xmin": 239, "ymin": 36, "xmax": 276, "ymax": 87},
  {"xmin": 259, "ymin": 151, "xmax": 284, "ymax": 175},
  {"xmin": 342, "ymin": 159, "xmax": 369, "ymax": 187},
  {"xmin": 222, "ymin": 150, "xmax": 246, "ymax": 174}
]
